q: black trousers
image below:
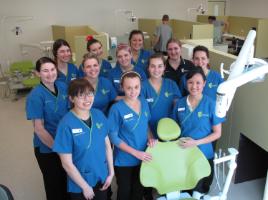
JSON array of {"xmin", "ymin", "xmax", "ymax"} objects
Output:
[
  {"xmin": 115, "ymin": 165, "xmax": 144, "ymax": 200},
  {"xmin": 192, "ymin": 159, "xmax": 214, "ymax": 194},
  {"xmin": 69, "ymin": 182, "xmax": 107, "ymax": 200},
  {"xmin": 34, "ymin": 147, "xmax": 68, "ymax": 200}
]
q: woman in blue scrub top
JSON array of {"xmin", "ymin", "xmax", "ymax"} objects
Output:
[
  {"xmin": 129, "ymin": 30, "xmax": 152, "ymax": 73},
  {"xmin": 181, "ymin": 45, "xmax": 224, "ymax": 100},
  {"xmin": 141, "ymin": 53, "xmax": 182, "ymax": 139},
  {"xmin": 108, "ymin": 44, "xmax": 147, "ymax": 96},
  {"xmin": 78, "ymin": 37, "xmax": 112, "ymax": 78},
  {"xmin": 172, "ymin": 67, "xmax": 225, "ymax": 195},
  {"xmin": 53, "ymin": 78, "xmax": 114, "ymax": 200},
  {"xmin": 53, "ymin": 39, "xmax": 79, "ymax": 85},
  {"xmin": 82, "ymin": 53, "xmax": 117, "ymax": 114},
  {"xmin": 108, "ymin": 71, "xmax": 155, "ymax": 200},
  {"xmin": 26, "ymin": 57, "xmax": 69, "ymax": 200}
]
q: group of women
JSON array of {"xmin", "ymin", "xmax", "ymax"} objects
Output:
[{"xmin": 26, "ymin": 29, "xmax": 225, "ymax": 200}]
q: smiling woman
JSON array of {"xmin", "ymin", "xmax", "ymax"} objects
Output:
[
  {"xmin": 82, "ymin": 53, "xmax": 117, "ymax": 115},
  {"xmin": 25, "ymin": 57, "xmax": 69, "ymax": 200},
  {"xmin": 53, "ymin": 78, "xmax": 114, "ymax": 200}
]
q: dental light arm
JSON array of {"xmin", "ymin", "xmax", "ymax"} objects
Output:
[{"xmin": 216, "ymin": 30, "xmax": 268, "ymax": 118}]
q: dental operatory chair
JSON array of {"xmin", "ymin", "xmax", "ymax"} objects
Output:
[{"xmin": 140, "ymin": 118, "xmax": 238, "ymax": 200}]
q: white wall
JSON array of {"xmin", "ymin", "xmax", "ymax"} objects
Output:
[
  {"xmin": 0, "ymin": 0, "xmax": 208, "ymax": 70},
  {"xmin": 229, "ymin": 0, "xmax": 268, "ymax": 18}
]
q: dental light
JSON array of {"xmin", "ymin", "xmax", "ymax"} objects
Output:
[{"xmin": 216, "ymin": 30, "xmax": 268, "ymax": 118}]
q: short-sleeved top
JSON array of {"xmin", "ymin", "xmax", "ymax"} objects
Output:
[
  {"xmin": 26, "ymin": 81, "xmax": 69, "ymax": 153},
  {"xmin": 57, "ymin": 63, "xmax": 79, "ymax": 85},
  {"xmin": 141, "ymin": 78, "xmax": 181, "ymax": 138},
  {"xmin": 172, "ymin": 95, "xmax": 225, "ymax": 159},
  {"xmin": 164, "ymin": 58, "xmax": 195, "ymax": 90},
  {"xmin": 53, "ymin": 109, "xmax": 109, "ymax": 192},
  {"xmin": 108, "ymin": 97, "xmax": 151, "ymax": 166},
  {"xmin": 132, "ymin": 49, "xmax": 152, "ymax": 74},
  {"xmin": 78, "ymin": 59, "xmax": 112, "ymax": 78},
  {"xmin": 108, "ymin": 65, "xmax": 147, "ymax": 95},
  {"xmin": 92, "ymin": 77, "xmax": 117, "ymax": 114},
  {"xmin": 181, "ymin": 70, "xmax": 224, "ymax": 100},
  {"xmin": 154, "ymin": 24, "xmax": 172, "ymax": 52}
]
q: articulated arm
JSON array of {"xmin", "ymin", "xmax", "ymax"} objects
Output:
[{"xmin": 216, "ymin": 30, "xmax": 268, "ymax": 118}]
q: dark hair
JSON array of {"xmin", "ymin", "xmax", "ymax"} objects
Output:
[
  {"xmin": 162, "ymin": 14, "xmax": 169, "ymax": 21},
  {"xmin": 208, "ymin": 16, "xmax": 216, "ymax": 21},
  {"xmin": 166, "ymin": 38, "xmax": 182, "ymax": 50},
  {"xmin": 193, "ymin": 45, "xmax": 209, "ymax": 59},
  {"xmin": 148, "ymin": 53, "xmax": 165, "ymax": 66},
  {"xmin": 52, "ymin": 39, "xmax": 71, "ymax": 58},
  {"xmin": 86, "ymin": 38, "xmax": 102, "ymax": 52},
  {"xmin": 35, "ymin": 57, "xmax": 56, "ymax": 72},
  {"xmin": 185, "ymin": 66, "xmax": 206, "ymax": 82},
  {"xmin": 128, "ymin": 30, "xmax": 144, "ymax": 41},
  {"xmin": 82, "ymin": 53, "xmax": 99, "ymax": 68},
  {"xmin": 68, "ymin": 78, "xmax": 94, "ymax": 107},
  {"xmin": 120, "ymin": 71, "xmax": 141, "ymax": 86}
]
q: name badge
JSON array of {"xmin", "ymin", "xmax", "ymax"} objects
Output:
[
  {"xmin": 178, "ymin": 107, "xmax": 185, "ymax": 112},
  {"xmin": 114, "ymin": 79, "xmax": 120, "ymax": 83},
  {"xmin": 72, "ymin": 128, "xmax": 83, "ymax": 134},
  {"xmin": 146, "ymin": 98, "xmax": 154, "ymax": 103},
  {"xmin": 124, "ymin": 113, "xmax": 133, "ymax": 119}
]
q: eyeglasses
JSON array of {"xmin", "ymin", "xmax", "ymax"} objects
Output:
[{"xmin": 77, "ymin": 92, "xmax": 94, "ymax": 99}]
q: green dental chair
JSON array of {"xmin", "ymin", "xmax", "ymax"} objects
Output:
[{"xmin": 140, "ymin": 118, "xmax": 211, "ymax": 200}]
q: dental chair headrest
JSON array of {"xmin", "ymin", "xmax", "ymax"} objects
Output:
[{"xmin": 157, "ymin": 118, "xmax": 181, "ymax": 141}]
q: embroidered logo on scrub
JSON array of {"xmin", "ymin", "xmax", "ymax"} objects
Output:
[
  {"xmin": 142, "ymin": 59, "xmax": 145, "ymax": 64},
  {"xmin": 164, "ymin": 91, "xmax": 172, "ymax": 98},
  {"xmin": 101, "ymin": 89, "xmax": 110, "ymax": 95},
  {"xmin": 96, "ymin": 123, "xmax": 103, "ymax": 129},
  {"xmin": 198, "ymin": 111, "xmax": 209, "ymax": 118},
  {"xmin": 144, "ymin": 111, "xmax": 148, "ymax": 117},
  {"xmin": 72, "ymin": 128, "xmax": 84, "ymax": 136},
  {"xmin": 208, "ymin": 82, "xmax": 218, "ymax": 88}
]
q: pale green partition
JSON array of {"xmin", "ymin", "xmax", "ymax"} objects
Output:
[
  {"xmin": 52, "ymin": 25, "xmax": 90, "ymax": 51},
  {"xmin": 228, "ymin": 16, "xmax": 258, "ymax": 38},
  {"xmin": 52, "ymin": 26, "xmax": 66, "ymax": 41},
  {"xmin": 138, "ymin": 18, "xmax": 162, "ymax": 49},
  {"xmin": 196, "ymin": 15, "xmax": 229, "ymax": 24},
  {"xmin": 192, "ymin": 24, "xmax": 213, "ymax": 39},
  {"xmin": 138, "ymin": 18, "xmax": 213, "ymax": 48},
  {"xmin": 256, "ymin": 19, "xmax": 268, "ymax": 58},
  {"xmin": 172, "ymin": 20, "xmax": 197, "ymax": 39}
]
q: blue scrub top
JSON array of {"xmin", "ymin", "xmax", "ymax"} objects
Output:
[
  {"xmin": 172, "ymin": 95, "xmax": 225, "ymax": 159},
  {"xmin": 26, "ymin": 81, "xmax": 69, "ymax": 153},
  {"xmin": 108, "ymin": 97, "xmax": 151, "ymax": 166},
  {"xmin": 108, "ymin": 65, "xmax": 147, "ymax": 95},
  {"xmin": 53, "ymin": 108, "xmax": 109, "ymax": 193},
  {"xmin": 57, "ymin": 63, "xmax": 80, "ymax": 85},
  {"xmin": 141, "ymin": 78, "xmax": 182, "ymax": 138},
  {"xmin": 92, "ymin": 77, "xmax": 117, "ymax": 114},
  {"xmin": 181, "ymin": 70, "xmax": 224, "ymax": 100},
  {"xmin": 78, "ymin": 59, "xmax": 112, "ymax": 78},
  {"xmin": 132, "ymin": 49, "xmax": 152, "ymax": 74}
]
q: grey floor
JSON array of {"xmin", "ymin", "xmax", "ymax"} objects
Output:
[{"xmin": 0, "ymin": 96, "xmax": 266, "ymax": 200}]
